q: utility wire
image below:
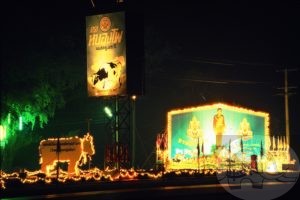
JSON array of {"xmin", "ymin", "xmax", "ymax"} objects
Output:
[
  {"xmin": 149, "ymin": 75, "xmax": 273, "ymax": 85},
  {"xmin": 186, "ymin": 56, "xmax": 276, "ymax": 67},
  {"xmin": 90, "ymin": 0, "xmax": 95, "ymax": 8}
]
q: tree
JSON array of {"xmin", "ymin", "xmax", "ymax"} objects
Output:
[{"xmin": 1, "ymin": 15, "xmax": 85, "ymax": 171}]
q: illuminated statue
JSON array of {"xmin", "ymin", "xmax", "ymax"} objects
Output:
[
  {"xmin": 39, "ymin": 133, "xmax": 95, "ymax": 176},
  {"xmin": 187, "ymin": 116, "xmax": 202, "ymax": 139},
  {"xmin": 238, "ymin": 118, "xmax": 253, "ymax": 140},
  {"xmin": 213, "ymin": 108, "xmax": 226, "ymax": 148}
]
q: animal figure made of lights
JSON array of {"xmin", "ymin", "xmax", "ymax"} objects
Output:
[{"xmin": 39, "ymin": 133, "xmax": 95, "ymax": 176}]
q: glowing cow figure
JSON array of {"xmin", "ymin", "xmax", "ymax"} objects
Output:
[
  {"xmin": 92, "ymin": 56, "xmax": 125, "ymax": 91},
  {"xmin": 39, "ymin": 133, "xmax": 95, "ymax": 176}
]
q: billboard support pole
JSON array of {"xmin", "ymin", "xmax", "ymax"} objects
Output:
[
  {"xmin": 115, "ymin": 95, "xmax": 119, "ymax": 171},
  {"xmin": 131, "ymin": 96, "xmax": 136, "ymax": 169}
]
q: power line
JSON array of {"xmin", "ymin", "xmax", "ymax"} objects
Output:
[
  {"xmin": 176, "ymin": 56, "xmax": 277, "ymax": 68},
  {"xmin": 150, "ymin": 75, "xmax": 272, "ymax": 85}
]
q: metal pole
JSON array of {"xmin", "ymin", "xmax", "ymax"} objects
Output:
[
  {"xmin": 276, "ymin": 68, "xmax": 297, "ymax": 148},
  {"xmin": 131, "ymin": 96, "xmax": 136, "ymax": 168},
  {"xmin": 284, "ymin": 69, "xmax": 290, "ymax": 148},
  {"xmin": 56, "ymin": 137, "xmax": 60, "ymax": 180},
  {"xmin": 115, "ymin": 96, "xmax": 119, "ymax": 170},
  {"xmin": 87, "ymin": 118, "xmax": 91, "ymax": 133},
  {"xmin": 0, "ymin": 146, "xmax": 3, "ymax": 179},
  {"xmin": 88, "ymin": 119, "xmax": 91, "ymax": 169},
  {"xmin": 197, "ymin": 137, "xmax": 200, "ymax": 173}
]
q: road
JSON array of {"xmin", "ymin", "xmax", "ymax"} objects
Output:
[
  {"xmin": 1, "ymin": 176, "xmax": 298, "ymax": 200},
  {"xmin": 2, "ymin": 183, "xmax": 235, "ymax": 200}
]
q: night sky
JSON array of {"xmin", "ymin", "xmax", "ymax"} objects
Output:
[{"xmin": 1, "ymin": 0, "xmax": 299, "ymax": 169}]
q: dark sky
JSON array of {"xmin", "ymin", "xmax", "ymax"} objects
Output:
[
  {"xmin": 1, "ymin": 0, "xmax": 299, "ymax": 169},
  {"xmin": 139, "ymin": 0, "xmax": 300, "ymax": 167}
]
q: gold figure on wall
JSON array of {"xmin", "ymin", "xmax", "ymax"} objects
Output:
[
  {"xmin": 187, "ymin": 116, "xmax": 202, "ymax": 139},
  {"xmin": 213, "ymin": 108, "xmax": 226, "ymax": 148},
  {"xmin": 238, "ymin": 118, "xmax": 253, "ymax": 140}
]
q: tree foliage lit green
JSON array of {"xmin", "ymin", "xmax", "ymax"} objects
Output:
[{"xmin": 1, "ymin": 24, "xmax": 84, "ymax": 170}]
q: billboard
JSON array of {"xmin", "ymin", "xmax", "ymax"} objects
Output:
[
  {"xmin": 86, "ymin": 12, "xmax": 126, "ymax": 96},
  {"xmin": 167, "ymin": 103, "xmax": 270, "ymax": 169}
]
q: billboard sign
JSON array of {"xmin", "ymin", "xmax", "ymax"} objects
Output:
[
  {"xmin": 86, "ymin": 12, "xmax": 126, "ymax": 96},
  {"xmin": 167, "ymin": 103, "xmax": 270, "ymax": 169}
]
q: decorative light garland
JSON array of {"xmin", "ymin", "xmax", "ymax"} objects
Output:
[{"xmin": 0, "ymin": 167, "xmax": 229, "ymax": 190}]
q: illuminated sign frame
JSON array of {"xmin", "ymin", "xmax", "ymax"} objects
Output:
[
  {"xmin": 86, "ymin": 11, "xmax": 126, "ymax": 97},
  {"xmin": 166, "ymin": 103, "xmax": 270, "ymax": 170}
]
